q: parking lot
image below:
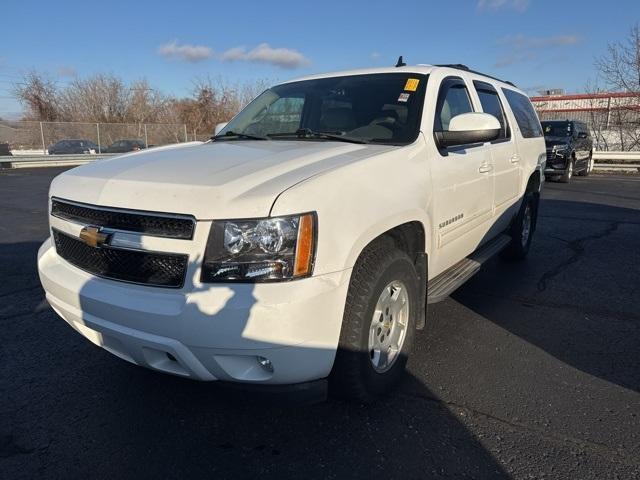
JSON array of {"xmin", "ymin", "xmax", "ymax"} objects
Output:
[{"xmin": 1, "ymin": 168, "xmax": 639, "ymax": 479}]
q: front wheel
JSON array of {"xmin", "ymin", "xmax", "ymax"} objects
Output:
[
  {"xmin": 560, "ymin": 158, "xmax": 574, "ymax": 183},
  {"xmin": 330, "ymin": 241, "xmax": 419, "ymax": 402},
  {"xmin": 501, "ymin": 191, "xmax": 537, "ymax": 261},
  {"xmin": 578, "ymin": 152, "xmax": 593, "ymax": 176}
]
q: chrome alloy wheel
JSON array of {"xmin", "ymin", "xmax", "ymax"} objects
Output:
[
  {"xmin": 368, "ymin": 280, "xmax": 409, "ymax": 373},
  {"xmin": 521, "ymin": 202, "xmax": 532, "ymax": 247}
]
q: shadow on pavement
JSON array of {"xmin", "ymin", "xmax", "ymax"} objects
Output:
[
  {"xmin": 452, "ymin": 199, "xmax": 640, "ymax": 393},
  {"xmin": 2, "ymin": 240, "xmax": 510, "ymax": 479}
]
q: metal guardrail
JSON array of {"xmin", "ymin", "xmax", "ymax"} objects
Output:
[
  {"xmin": 593, "ymin": 151, "xmax": 640, "ymax": 172},
  {"xmin": 593, "ymin": 151, "xmax": 640, "ymax": 161},
  {"xmin": 0, "ymin": 154, "xmax": 115, "ymax": 169}
]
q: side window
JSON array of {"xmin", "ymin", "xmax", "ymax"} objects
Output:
[
  {"xmin": 502, "ymin": 88, "xmax": 543, "ymax": 138},
  {"xmin": 435, "ymin": 79, "xmax": 473, "ymax": 131},
  {"xmin": 473, "ymin": 81, "xmax": 510, "ymax": 140}
]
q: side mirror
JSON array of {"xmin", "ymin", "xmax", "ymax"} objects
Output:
[
  {"xmin": 577, "ymin": 132, "xmax": 587, "ymax": 139},
  {"xmin": 214, "ymin": 122, "xmax": 228, "ymax": 136},
  {"xmin": 435, "ymin": 112, "xmax": 501, "ymax": 148}
]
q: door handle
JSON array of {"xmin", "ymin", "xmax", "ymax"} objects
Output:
[
  {"xmin": 478, "ymin": 164, "xmax": 493, "ymax": 173},
  {"xmin": 510, "ymin": 155, "xmax": 521, "ymax": 163}
]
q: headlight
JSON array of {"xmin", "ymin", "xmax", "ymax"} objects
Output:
[
  {"xmin": 553, "ymin": 145, "xmax": 568, "ymax": 156},
  {"xmin": 201, "ymin": 213, "xmax": 316, "ymax": 282}
]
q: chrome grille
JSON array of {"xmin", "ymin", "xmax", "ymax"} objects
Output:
[{"xmin": 51, "ymin": 198, "xmax": 195, "ymax": 239}]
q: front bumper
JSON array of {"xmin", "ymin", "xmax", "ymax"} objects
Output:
[
  {"xmin": 545, "ymin": 149, "xmax": 569, "ymax": 175},
  {"xmin": 38, "ymin": 238, "xmax": 351, "ymax": 385},
  {"xmin": 544, "ymin": 167, "xmax": 568, "ymax": 176}
]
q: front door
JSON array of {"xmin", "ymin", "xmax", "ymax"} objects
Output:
[{"xmin": 430, "ymin": 77, "xmax": 494, "ymax": 275}]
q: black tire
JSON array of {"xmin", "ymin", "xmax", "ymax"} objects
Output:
[
  {"xmin": 578, "ymin": 152, "xmax": 593, "ymax": 177},
  {"xmin": 330, "ymin": 241, "xmax": 419, "ymax": 402},
  {"xmin": 501, "ymin": 191, "xmax": 537, "ymax": 261},
  {"xmin": 559, "ymin": 157, "xmax": 574, "ymax": 183}
]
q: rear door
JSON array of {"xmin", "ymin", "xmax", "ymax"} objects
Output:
[
  {"xmin": 501, "ymin": 87, "xmax": 545, "ymax": 199},
  {"xmin": 471, "ymin": 80, "xmax": 520, "ymax": 230}
]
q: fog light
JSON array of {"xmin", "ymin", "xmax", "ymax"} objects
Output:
[{"xmin": 256, "ymin": 356, "xmax": 274, "ymax": 373}]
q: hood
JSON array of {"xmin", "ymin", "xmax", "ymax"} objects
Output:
[
  {"xmin": 50, "ymin": 140, "xmax": 392, "ymax": 219},
  {"xmin": 544, "ymin": 136, "xmax": 571, "ymax": 149}
]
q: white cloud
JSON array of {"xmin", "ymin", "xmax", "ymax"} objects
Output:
[
  {"xmin": 478, "ymin": 0, "xmax": 530, "ymax": 12},
  {"xmin": 494, "ymin": 34, "xmax": 581, "ymax": 67},
  {"xmin": 158, "ymin": 41, "xmax": 212, "ymax": 63},
  {"xmin": 371, "ymin": 52, "xmax": 381, "ymax": 59},
  {"xmin": 220, "ymin": 43, "xmax": 310, "ymax": 69},
  {"xmin": 501, "ymin": 34, "xmax": 581, "ymax": 49}
]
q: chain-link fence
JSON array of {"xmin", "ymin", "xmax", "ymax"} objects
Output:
[
  {"xmin": 0, "ymin": 120, "xmax": 190, "ymax": 154},
  {"xmin": 532, "ymin": 93, "xmax": 640, "ymax": 151},
  {"xmin": 536, "ymin": 110, "xmax": 640, "ymax": 152}
]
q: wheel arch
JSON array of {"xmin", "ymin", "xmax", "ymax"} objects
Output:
[
  {"xmin": 347, "ymin": 217, "xmax": 430, "ymax": 329},
  {"xmin": 524, "ymin": 171, "xmax": 541, "ymax": 230}
]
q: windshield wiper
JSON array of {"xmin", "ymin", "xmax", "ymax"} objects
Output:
[
  {"xmin": 212, "ymin": 131, "xmax": 269, "ymax": 141},
  {"xmin": 268, "ymin": 128, "xmax": 369, "ymax": 144}
]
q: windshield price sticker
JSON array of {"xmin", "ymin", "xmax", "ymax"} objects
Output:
[
  {"xmin": 404, "ymin": 78, "xmax": 420, "ymax": 91},
  {"xmin": 398, "ymin": 93, "xmax": 410, "ymax": 103}
]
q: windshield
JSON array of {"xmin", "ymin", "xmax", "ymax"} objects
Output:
[
  {"xmin": 542, "ymin": 121, "xmax": 572, "ymax": 137},
  {"xmin": 218, "ymin": 73, "xmax": 428, "ymax": 145}
]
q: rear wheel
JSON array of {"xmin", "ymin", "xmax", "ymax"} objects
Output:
[
  {"xmin": 501, "ymin": 191, "xmax": 537, "ymax": 261},
  {"xmin": 331, "ymin": 241, "xmax": 419, "ymax": 402}
]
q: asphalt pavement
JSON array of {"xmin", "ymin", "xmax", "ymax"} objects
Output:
[{"xmin": 1, "ymin": 168, "xmax": 639, "ymax": 479}]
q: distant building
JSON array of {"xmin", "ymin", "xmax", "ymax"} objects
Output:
[
  {"xmin": 530, "ymin": 92, "xmax": 640, "ymax": 151},
  {"xmin": 530, "ymin": 92, "xmax": 640, "ymax": 128},
  {"xmin": 537, "ymin": 88, "xmax": 565, "ymax": 97}
]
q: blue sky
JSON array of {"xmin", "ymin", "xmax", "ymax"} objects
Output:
[{"xmin": 1, "ymin": 0, "xmax": 638, "ymax": 117}]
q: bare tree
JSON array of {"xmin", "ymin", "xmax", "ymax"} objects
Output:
[
  {"xmin": 12, "ymin": 71, "xmax": 60, "ymax": 121},
  {"xmin": 593, "ymin": 23, "xmax": 640, "ymax": 151},
  {"xmin": 175, "ymin": 77, "xmax": 269, "ymax": 138},
  {"xmin": 595, "ymin": 23, "xmax": 640, "ymax": 93},
  {"xmin": 13, "ymin": 70, "xmax": 269, "ymax": 142}
]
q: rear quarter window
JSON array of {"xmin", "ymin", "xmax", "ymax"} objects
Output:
[{"xmin": 502, "ymin": 89, "xmax": 543, "ymax": 139}]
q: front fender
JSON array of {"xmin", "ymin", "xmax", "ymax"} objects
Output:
[{"xmin": 270, "ymin": 141, "xmax": 432, "ymax": 276}]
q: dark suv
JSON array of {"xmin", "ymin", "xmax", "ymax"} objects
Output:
[{"xmin": 542, "ymin": 120, "xmax": 594, "ymax": 183}]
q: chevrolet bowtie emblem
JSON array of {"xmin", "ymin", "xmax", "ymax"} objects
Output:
[{"xmin": 79, "ymin": 226, "xmax": 110, "ymax": 248}]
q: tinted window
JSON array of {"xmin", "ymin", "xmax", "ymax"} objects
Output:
[
  {"xmin": 502, "ymin": 89, "xmax": 543, "ymax": 138},
  {"xmin": 574, "ymin": 123, "xmax": 582, "ymax": 136},
  {"xmin": 474, "ymin": 82, "xmax": 509, "ymax": 140},
  {"xmin": 577, "ymin": 123, "xmax": 590, "ymax": 137},
  {"xmin": 542, "ymin": 121, "xmax": 572, "ymax": 137},
  {"xmin": 221, "ymin": 73, "xmax": 428, "ymax": 145},
  {"xmin": 436, "ymin": 82, "xmax": 473, "ymax": 131}
]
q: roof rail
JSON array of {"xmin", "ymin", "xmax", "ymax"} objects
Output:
[
  {"xmin": 436, "ymin": 64, "xmax": 470, "ymax": 71},
  {"xmin": 435, "ymin": 64, "xmax": 517, "ymax": 88}
]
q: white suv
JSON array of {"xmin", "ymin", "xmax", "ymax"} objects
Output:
[{"xmin": 38, "ymin": 64, "xmax": 545, "ymax": 402}]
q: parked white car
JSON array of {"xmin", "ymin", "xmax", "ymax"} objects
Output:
[{"xmin": 38, "ymin": 63, "xmax": 546, "ymax": 402}]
